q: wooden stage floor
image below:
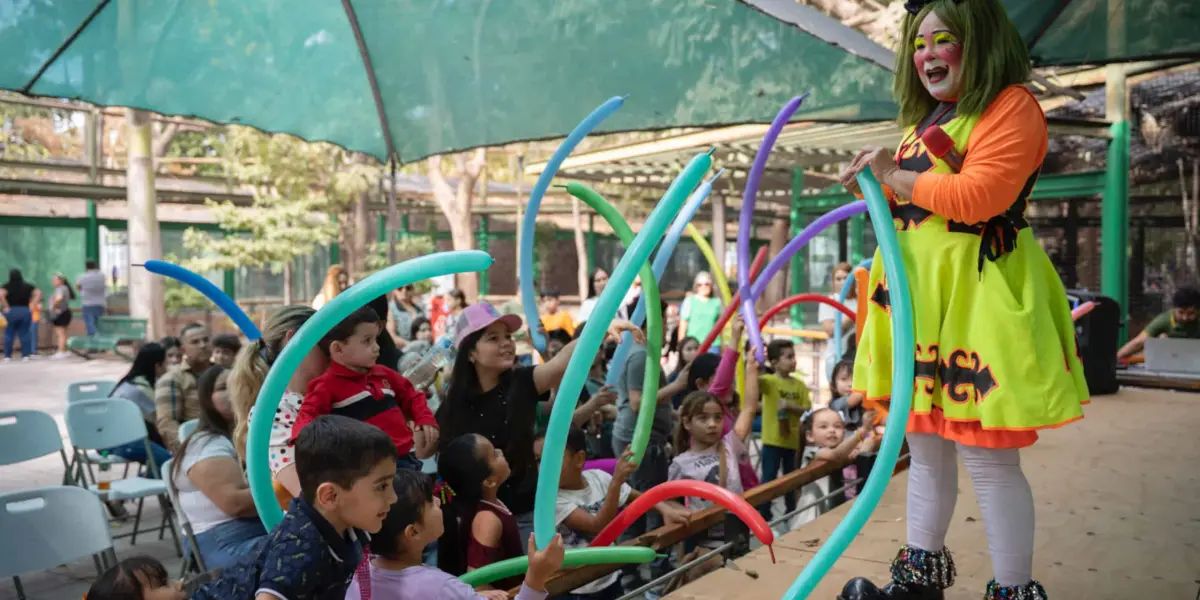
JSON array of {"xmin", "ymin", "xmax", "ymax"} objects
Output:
[{"xmin": 666, "ymin": 388, "xmax": 1200, "ymax": 599}]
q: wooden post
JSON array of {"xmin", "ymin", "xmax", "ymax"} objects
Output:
[{"xmin": 125, "ymin": 108, "xmax": 165, "ymax": 338}]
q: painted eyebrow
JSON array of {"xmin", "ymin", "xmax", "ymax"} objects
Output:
[{"xmin": 915, "ymin": 29, "xmax": 954, "ymax": 38}]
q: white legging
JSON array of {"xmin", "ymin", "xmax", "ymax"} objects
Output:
[{"xmin": 905, "ymin": 432, "xmax": 1035, "ymax": 587}]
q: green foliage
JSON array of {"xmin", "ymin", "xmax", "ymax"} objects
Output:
[
  {"xmin": 164, "ymin": 129, "xmax": 227, "ymax": 177},
  {"xmin": 532, "ymin": 221, "xmax": 558, "ymax": 287},
  {"xmin": 162, "ymin": 254, "xmax": 212, "ymax": 312},
  {"xmin": 364, "ymin": 235, "xmax": 437, "ymax": 294},
  {"xmin": 181, "ymin": 126, "xmax": 381, "ymax": 274}
]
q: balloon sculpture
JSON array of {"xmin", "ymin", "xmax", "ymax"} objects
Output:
[
  {"xmin": 246, "ymin": 252, "xmax": 494, "ymax": 529},
  {"xmin": 142, "ymin": 260, "xmax": 262, "ymax": 341},
  {"xmin": 520, "ymin": 97, "xmax": 625, "ymax": 354}
]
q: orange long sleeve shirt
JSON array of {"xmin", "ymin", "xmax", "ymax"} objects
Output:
[{"xmin": 910, "ymin": 85, "xmax": 1048, "ymax": 225}]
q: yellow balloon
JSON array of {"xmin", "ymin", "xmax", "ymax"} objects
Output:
[{"xmin": 685, "ymin": 222, "xmax": 732, "ymax": 304}]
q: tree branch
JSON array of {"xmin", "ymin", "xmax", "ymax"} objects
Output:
[
  {"xmin": 152, "ymin": 122, "xmax": 182, "ymax": 158},
  {"xmin": 426, "ymin": 154, "xmax": 458, "ymax": 218}
]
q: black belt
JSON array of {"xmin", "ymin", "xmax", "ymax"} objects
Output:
[{"xmin": 891, "ymin": 203, "xmax": 1029, "ymax": 276}]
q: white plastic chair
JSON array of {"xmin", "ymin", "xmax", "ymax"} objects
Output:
[
  {"xmin": 161, "ymin": 457, "xmax": 208, "ymax": 578},
  {"xmin": 0, "ymin": 410, "xmax": 73, "ymax": 485},
  {"xmin": 64, "ymin": 398, "xmax": 180, "ymax": 554},
  {"xmin": 178, "ymin": 418, "xmax": 200, "ymax": 443},
  {"xmin": 0, "ymin": 486, "xmax": 116, "ymax": 600},
  {"xmin": 66, "ymin": 380, "xmax": 130, "ymax": 483}
]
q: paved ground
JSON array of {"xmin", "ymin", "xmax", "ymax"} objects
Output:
[
  {"xmin": 1, "ymin": 355, "xmax": 185, "ymax": 600},
  {"xmin": 667, "ymin": 387, "xmax": 1200, "ymax": 599}
]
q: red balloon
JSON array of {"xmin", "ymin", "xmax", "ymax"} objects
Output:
[
  {"xmin": 697, "ymin": 246, "xmax": 770, "ymax": 355},
  {"xmin": 758, "ymin": 293, "xmax": 855, "ymax": 329},
  {"xmin": 589, "ymin": 479, "xmax": 774, "ymax": 554}
]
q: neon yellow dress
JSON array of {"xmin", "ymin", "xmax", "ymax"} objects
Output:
[{"xmin": 853, "ymin": 85, "xmax": 1089, "ymax": 449}]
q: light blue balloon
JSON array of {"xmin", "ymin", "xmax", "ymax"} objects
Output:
[
  {"xmin": 144, "ymin": 260, "xmax": 262, "ymax": 341},
  {"xmin": 604, "ymin": 169, "xmax": 723, "ymax": 387},
  {"xmin": 519, "ymin": 96, "xmax": 625, "ymax": 354},
  {"xmin": 246, "ymin": 251, "xmax": 494, "ymax": 530},
  {"xmin": 832, "ymin": 257, "xmax": 873, "ymax": 374},
  {"xmin": 533, "ymin": 151, "xmax": 712, "ymax": 549},
  {"xmin": 782, "ymin": 168, "xmax": 914, "ymax": 598}
]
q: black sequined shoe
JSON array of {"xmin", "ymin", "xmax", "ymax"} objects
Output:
[
  {"xmin": 984, "ymin": 579, "xmax": 1048, "ymax": 599},
  {"xmin": 837, "ymin": 545, "xmax": 956, "ymax": 600}
]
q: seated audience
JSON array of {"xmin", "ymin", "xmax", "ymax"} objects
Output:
[
  {"xmin": 346, "ymin": 469, "xmax": 566, "ymax": 600},
  {"xmin": 160, "ymin": 336, "xmax": 182, "ymax": 367},
  {"xmin": 106, "ymin": 342, "xmax": 172, "ymax": 470},
  {"xmin": 210, "ymin": 334, "xmax": 242, "ymax": 368},
  {"xmin": 293, "ymin": 306, "xmax": 439, "ymax": 468},
  {"xmin": 86, "ymin": 556, "xmax": 185, "ymax": 600},
  {"xmin": 170, "ymin": 365, "xmax": 267, "ymax": 570},
  {"xmin": 155, "ymin": 324, "xmax": 212, "ymax": 452},
  {"xmin": 191, "ymin": 415, "xmax": 399, "ymax": 600}
]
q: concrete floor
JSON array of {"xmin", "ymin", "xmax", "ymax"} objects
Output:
[
  {"xmin": 667, "ymin": 388, "xmax": 1200, "ymax": 599},
  {"xmin": 0, "ymin": 355, "xmax": 185, "ymax": 600}
]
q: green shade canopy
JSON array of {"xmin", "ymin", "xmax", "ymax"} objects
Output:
[
  {"xmin": 1002, "ymin": 0, "xmax": 1200, "ymax": 67},
  {"xmin": 0, "ymin": 0, "xmax": 897, "ymax": 162}
]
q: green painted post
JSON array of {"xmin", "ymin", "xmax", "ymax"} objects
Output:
[
  {"xmin": 224, "ymin": 269, "xmax": 236, "ymax": 301},
  {"xmin": 376, "ymin": 214, "xmax": 386, "ymax": 244},
  {"xmin": 850, "ymin": 213, "xmax": 865, "ymax": 264},
  {"xmin": 586, "ymin": 213, "xmax": 597, "ymax": 274},
  {"xmin": 477, "ymin": 215, "xmax": 490, "ymax": 296},
  {"xmin": 86, "ymin": 199, "xmax": 100, "ymax": 262},
  {"xmin": 790, "ymin": 169, "xmax": 806, "ymax": 330},
  {"xmin": 330, "ymin": 214, "xmax": 341, "ymax": 265},
  {"xmin": 1101, "ymin": 120, "xmax": 1130, "ymax": 343},
  {"xmin": 400, "ymin": 214, "xmax": 410, "ymax": 240}
]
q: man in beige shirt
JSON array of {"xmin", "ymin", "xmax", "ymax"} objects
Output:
[{"xmin": 155, "ymin": 323, "xmax": 212, "ymax": 452}]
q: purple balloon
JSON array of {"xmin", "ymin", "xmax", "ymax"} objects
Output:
[
  {"xmin": 738, "ymin": 94, "xmax": 808, "ymax": 363},
  {"xmin": 583, "ymin": 458, "xmax": 618, "ymax": 474},
  {"xmin": 745, "ymin": 201, "xmax": 871, "ymax": 358}
]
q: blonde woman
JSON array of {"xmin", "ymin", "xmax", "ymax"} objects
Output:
[
  {"xmin": 228, "ymin": 306, "xmax": 327, "ymax": 507},
  {"xmin": 310, "ymin": 265, "xmax": 348, "ymax": 310}
]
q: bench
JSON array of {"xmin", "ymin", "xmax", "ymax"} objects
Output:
[{"xmin": 68, "ymin": 316, "xmax": 148, "ymax": 360}]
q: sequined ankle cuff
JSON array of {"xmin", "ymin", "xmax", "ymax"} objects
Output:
[
  {"xmin": 985, "ymin": 579, "xmax": 1048, "ymax": 599},
  {"xmin": 888, "ymin": 545, "xmax": 956, "ymax": 589}
]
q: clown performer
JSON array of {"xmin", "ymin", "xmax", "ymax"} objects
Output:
[{"xmin": 835, "ymin": 1, "xmax": 1088, "ymax": 599}]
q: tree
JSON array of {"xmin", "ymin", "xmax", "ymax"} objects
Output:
[
  {"xmin": 426, "ymin": 148, "xmax": 488, "ymax": 299},
  {"xmin": 181, "ymin": 127, "xmax": 376, "ymax": 304}
]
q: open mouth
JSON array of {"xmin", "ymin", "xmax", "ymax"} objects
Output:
[{"xmin": 925, "ymin": 66, "xmax": 949, "ymax": 84}]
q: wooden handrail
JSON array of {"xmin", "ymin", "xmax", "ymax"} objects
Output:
[{"xmin": 508, "ymin": 447, "xmax": 910, "ymax": 596}]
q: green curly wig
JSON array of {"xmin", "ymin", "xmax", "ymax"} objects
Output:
[{"xmin": 893, "ymin": 0, "xmax": 1031, "ymax": 127}]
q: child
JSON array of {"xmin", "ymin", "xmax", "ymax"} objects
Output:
[
  {"xmin": 791, "ymin": 408, "xmax": 869, "ymax": 528},
  {"xmin": 668, "ymin": 336, "xmax": 700, "ymax": 409},
  {"xmin": 669, "ymin": 359, "xmax": 760, "ymax": 551},
  {"xmin": 347, "ymin": 469, "xmax": 566, "ymax": 600},
  {"xmin": 210, "ymin": 333, "xmax": 242, "ymax": 368},
  {"xmin": 554, "ymin": 427, "xmax": 690, "ymax": 600},
  {"xmin": 828, "ymin": 359, "xmax": 860, "ymax": 431},
  {"xmin": 437, "ymin": 433, "xmax": 524, "ymax": 591},
  {"xmin": 757, "ymin": 339, "xmax": 811, "ymax": 520},
  {"xmin": 191, "ymin": 415, "xmax": 399, "ymax": 600},
  {"xmin": 87, "ymin": 556, "xmax": 185, "ymax": 600},
  {"xmin": 294, "ymin": 306, "xmax": 439, "ymax": 468},
  {"xmin": 539, "ymin": 288, "xmax": 576, "ymax": 337}
]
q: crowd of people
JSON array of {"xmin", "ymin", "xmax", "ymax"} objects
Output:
[{"xmin": 71, "ymin": 261, "xmax": 884, "ymax": 600}]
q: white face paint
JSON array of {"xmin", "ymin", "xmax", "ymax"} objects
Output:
[{"xmin": 912, "ymin": 12, "xmax": 964, "ymax": 102}]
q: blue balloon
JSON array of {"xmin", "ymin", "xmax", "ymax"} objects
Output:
[
  {"xmin": 519, "ymin": 97, "xmax": 625, "ymax": 354},
  {"xmin": 604, "ymin": 169, "xmax": 723, "ymax": 387},
  {"xmin": 143, "ymin": 260, "xmax": 262, "ymax": 341},
  {"xmin": 832, "ymin": 257, "xmax": 873, "ymax": 375},
  {"xmin": 782, "ymin": 168, "xmax": 915, "ymax": 599},
  {"xmin": 246, "ymin": 251, "xmax": 494, "ymax": 530}
]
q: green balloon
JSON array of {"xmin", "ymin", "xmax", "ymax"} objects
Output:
[{"xmin": 458, "ymin": 546, "xmax": 657, "ymax": 588}]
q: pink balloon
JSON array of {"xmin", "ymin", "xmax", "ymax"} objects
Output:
[{"xmin": 584, "ymin": 459, "xmax": 618, "ymax": 474}]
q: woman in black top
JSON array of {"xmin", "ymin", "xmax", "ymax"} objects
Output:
[
  {"xmin": 1, "ymin": 269, "xmax": 41, "ymax": 361},
  {"xmin": 436, "ymin": 302, "xmax": 641, "ymax": 544}
]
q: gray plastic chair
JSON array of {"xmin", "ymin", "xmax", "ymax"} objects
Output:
[
  {"xmin": 67, "ymin": 380, "xmax": 117, "ymax": 403},
  {"xmin": 178, "ymin": 418, "xmax": 200, "ymax": 443},
  {"xmin": 65, "ymin": 398, "xmax": 180, "ymax": 554},
  {"xmin": 0, "ymin": 410, "xmax": 73, "ymax": 485},
  {"xmin": 161, "ymin": 457, "xmax": 208, "ymax": 578},
  {"xmin": 0, "ymin": 486, "xmax": 116, "ymax": 600}
]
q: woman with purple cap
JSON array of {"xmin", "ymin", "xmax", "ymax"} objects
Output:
[{"xmin": 436, "ymin": 302, "xmax": 643, "ymax": 545}]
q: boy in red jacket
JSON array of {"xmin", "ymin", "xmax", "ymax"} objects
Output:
[{"xmin": 293, "ymin": 306, "xmax": 438, "ymax": 468}]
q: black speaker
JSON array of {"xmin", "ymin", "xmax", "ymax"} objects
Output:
[{"xmin": 1065, "ymin": 290, "xmax": 1120, "ymax": 395}]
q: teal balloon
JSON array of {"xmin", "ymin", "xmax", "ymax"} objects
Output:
[
  {"xmin": 532, "ymin": 150, "xmax": 712, "ymax": 549},
  {"xmin": 782, "ymin": 168, "xmax": 915, "ymax": 598},
  {"xmin": 246, "ymin": 251, "xmax": 493, "ymax": 529}
]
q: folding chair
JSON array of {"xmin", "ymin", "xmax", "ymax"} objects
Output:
[
  {"xmin": 65, "ymin": 398, "xmax": 181, "ymax": 554},
  {"xmin": 0, "ymin": 486, "xmax": 117, "ymax": 600},
  {"xmin": 66, "ymin": 380, "xmax": 130, "ymax": 485},
  {"xmin": 161, "ymin": 457, "xmax": 209, "ymax": 578},
  {"xmin": 0, "ymin": 410, "xmax": 73, "ymax": 486},
  {"xmin": 178, "ymin": 418, "xmax": 200, "ymax": 443}
]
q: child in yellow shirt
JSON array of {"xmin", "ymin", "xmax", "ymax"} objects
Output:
[{"xmin": 757, "ymin": 339, "xmax": 811, "ymax": 521}]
